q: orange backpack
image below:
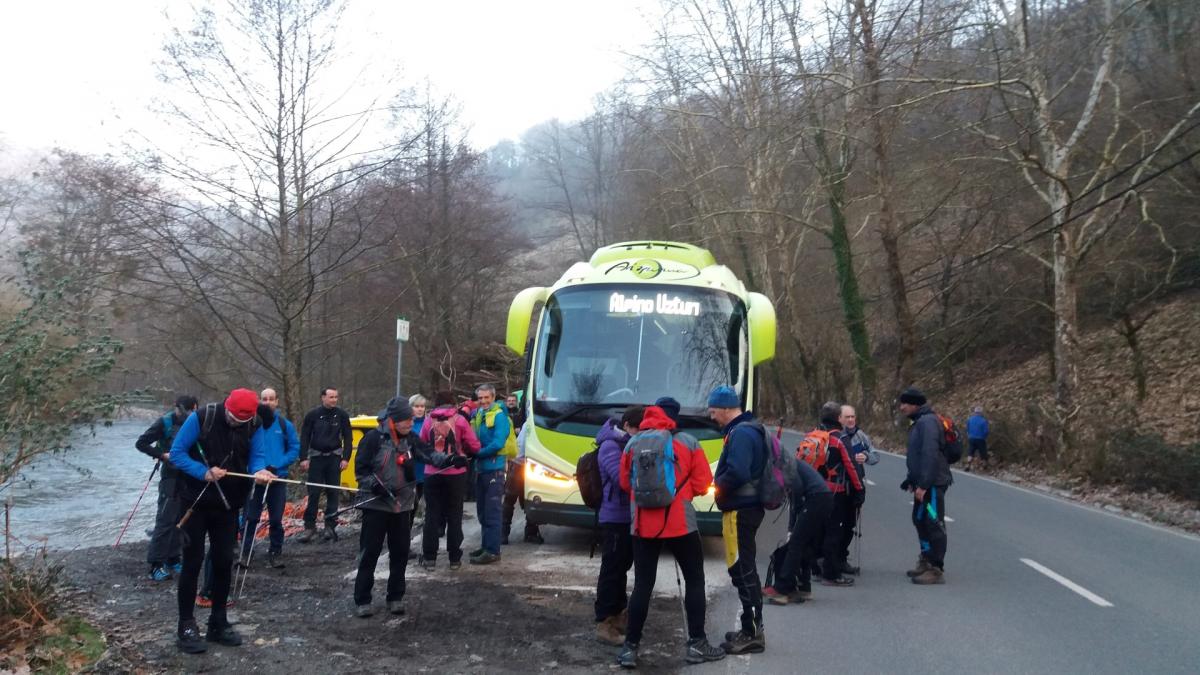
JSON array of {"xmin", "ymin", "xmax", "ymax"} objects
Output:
[{"xmin": 796, "ymin": 429, "xmax": 832, "ymax": 475}]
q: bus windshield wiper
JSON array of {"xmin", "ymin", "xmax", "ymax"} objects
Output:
[{"xmin": 543, "ymin": 403, "xmax": 622, "ymax": 429}]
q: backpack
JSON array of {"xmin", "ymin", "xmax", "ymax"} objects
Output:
[
  {"xmin": 428, "ymin": 416, "xmax": 461, "ymax": 457},
  {"xmin": 796, "ymin": 429, "xmax": 832, "ymax": 476},
  {"xmin": 936, "ymin": 414, "xmax": 964, "ymax": 464},
  {"xmin": 159, "ymin": 412, "xmax": 177, "ymax": 452},
  {"xmin": 575, "ymin": 448, "xmax": 604, "ymax": 510},
  {"xmin": 734, "ymin": 421, "xmax": 790, "ymax": 511},
  {"xmin": 625, "ymin": 429, "xmax": 679, "ymax": 508}
]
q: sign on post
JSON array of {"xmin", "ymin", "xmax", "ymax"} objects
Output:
[
  {"xmin": 395, "ymin": 316, "xmax": 409, "ymax": 398},
  {"xmin": 396, "ymin": 317, "xmax": 410, "ymax": 342}
]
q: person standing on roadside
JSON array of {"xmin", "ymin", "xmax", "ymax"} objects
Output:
[
  {"xmin": 616, "ymin": 405, "xmax": 725, "ymax": 669},
  {"xmin": 136, "ymin": 395, "xmax": 199, "ymax": 581},
  {"xmin": 709, "ymin": 385, "xmax": 768, "ymax": 656},
  {"xmin": 469, "ymin": 383, "xmax": 513, "ymax": 564},
  {"xmin": 169, "ymin": 388, "xmax": 273, "ymax": 654},
  {"xmin": 418, "ymin": 391, "xmax": 480, "ymax": 570},
  {"xmin": 409, "ymin": 393, "xmax": 429, "ymax": 521},
  {"xmin": 238, "ymin": 388, "xmax": 299, "ymax": 570},
  {"xmin": 898, "ymin": 387, "xmax": 952, "ymax": 585},
  {"xmin": 505, "ymin": 393, "xmax": 526, "ymax": 431},
  {"xmin": 298, "ymin": 387, "xmax": 352, "ymax": 542},
  {"xmin": 965, "ymin": 406, "xmax": 990, "ymax": 472},
  {"xmin": 593, "ymin": 406, "xmax": 644, "ymax": 646},
  {"xmin": 763, "ymin": 455, "xmax": 832, "ymax": 606},
  {"xmin": 836, "ymin": 404, "xmax": 879, "ymax": 575},
  {"xmin": 814, "ymin": 402, "xmax": 863, "ymax": 587}
]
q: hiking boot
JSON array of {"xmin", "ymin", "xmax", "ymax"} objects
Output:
[
  {"xmin": 685, "ymin": 637, "xmax": 727, "ymax": 664},
  {"xmin": 354, "ymin": 604, "xmax": 374, "ymax": 618},
  {"xmin": 523, "ymin": 533, "xmax": 545, "ymax": 545},
  {"xmin": 266, "ymin": 552, "xmax": 285, "ymax": 569},
  {"xmin": 616, "ymin": 641, "xmax": 638, "ymax": 669},
  {"xmin": 789, "ymin": 588, "xmax": 811, "ymax": 603},
  {"xmin": 176, "ymin": 621, "xmax": 207, "ymax": 654},
  {"xmin": 469, "ymin": 547, "xmax": 485, "ymax": 558},
  {"xmin": 387, "ymin": 601, "xmax": 405, "ymax": 615},
  {"xmin": 469, "ymin": 551, "xmax": 500, "ymax": 565},
  {"xmin": 615, "ymin": 608, "xmax": 628, "ymax": 633},
  {"xmin": 911, "ymin": 567, "xmax": 945, "ymax": 585},
  {"xmin": 907, "ymin": 557, "xmax": 933, "ymax": 578},
  {"xmin": 195, "ymin": 595, "xmax": 213, "ymax": 608},
  {"xmin": 323, "ymin": 526, "xmax": 339, "ymax": 543},
  {"xmin": 721, "ymin": 628, "xmax": 766, "ymax": 654},
  {"xmin": 841, "ymin": 562, "xmax": 861, "ymax": 575},
  {"xmin": 150, "ymin": 565, "xmax": 172, "ymax": 582},
  {"xmin": 297, "ymin": 527, "xmax": 317, "ymax": 544},
  {"xmin": 418, "ymin": 558, "xmax": 436, "ymax": 571},
  {"xmin": 169, "ymin": 560, "xmax": 184, "ymax": 575},
  {"xmin": 206, "ymin": 623, "xmax": 242, "ymax": 646},
  {"xmin": 764, "ymin": 586, "xmax": 794, "ymax": 606},
  {"xmin": 596, "ymin": 616, "xmax": 623, "ymax": 646},
  {"xmin": 820, "ymin": 576, "xmax": 855, "ymax": 587},
  {"xmin": 449, "ymin": 560, "xmax": 462, "ymax": 571}
]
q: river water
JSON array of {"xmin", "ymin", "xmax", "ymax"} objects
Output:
[{"xmin": 5, "ymin": 420, "xmax": 156, "ymax": 552}]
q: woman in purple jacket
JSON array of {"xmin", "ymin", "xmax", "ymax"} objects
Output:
[{"xmin": 594, "ymin": 406, "xmax": 645, "ymax": 646}]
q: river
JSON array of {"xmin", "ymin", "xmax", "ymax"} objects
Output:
[{"xmin": 5, "ymin": 420, "xmax": 156, "ymax": 552}]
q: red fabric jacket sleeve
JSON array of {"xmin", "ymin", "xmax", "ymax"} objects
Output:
[
  {"xmin": 688, "ymin": 446, "xmax": 713, "ymax": 498},
  {"xmin": 832, "ymin": 435, "xmax": 864, "ymax": 492}
]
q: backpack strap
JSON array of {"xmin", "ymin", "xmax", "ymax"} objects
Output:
[{"xmin": 200, "ymin": 403, "xmax": 218, "ymax": 438}]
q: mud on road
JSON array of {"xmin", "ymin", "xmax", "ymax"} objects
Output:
[{"xmin": 60, "ymin": 515, "xmax": 700, "ymax": 674}]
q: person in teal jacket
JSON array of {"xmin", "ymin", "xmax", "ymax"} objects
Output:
[{"xmin": 469, "ymin": 383, "xmax": 511, "ymax": 564}]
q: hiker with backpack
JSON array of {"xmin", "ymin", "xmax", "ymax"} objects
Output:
[
  {"xmin": 417, "ymin": 391, "xmax": 481, "ymax": 570},
  {"xmin": 469, "ymin": 383, "xmax": 517, "ymax": 564},
  {"xmin": 837, "ymin": 404, "xmax": 879, "ymax": 575},
  {"xmin": 709, "ymin": 385, "xmax": 770, "ymax": 656},
  {"xmin": 592, "ymin": 406, "xmax": 644, "ymax": 646},
  {"xmin": 616, "ymin": 404, "xmax": 725, "ymax": 668},
  {"xmin": 135, "ymin": 395, "xmax": 199, "ymax": 582},
  {"xmin": 168, "ymin": 388, "xmax": 273, "ymax": 654},
  {"xmin": 806, "ymin": 402, "xmax": 864, "ymax": 586},
  {"xmin": 897, "ymin": 387, "xmax": 954, "ymax": 585},
  {"xmin": 353, "ymin": 396, "xmax": 467, "ymax": 617},
  {"xmin": 763, "ymin": 453, "xmax": 832, "ymax": 605},
  {"xmin": 237, "ymin": 388, "xmax": 299, "ymax": 571}
]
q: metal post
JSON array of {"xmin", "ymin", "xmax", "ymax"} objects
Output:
[{"xmin": 395, "ymin": 340, "xmax": 403, "ymax": 398}]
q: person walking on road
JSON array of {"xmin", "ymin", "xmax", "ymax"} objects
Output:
[
  {"xmin": 469, "ymin": 383, "xmax": 513, "ymax": 564},
  {"xmin": 898, "ymin": 387, "xmax": 953, "ymax": 585},
  {"xmin": 709, "ymin": 385, "xmax": 768, "ymax": 656},
  {"xmin": 238, "ymin": 388, "xmax": 299, "ymax": 569},
  {"xmin": 298, "ymin": 387, "xmax": 352, "ymax": 543},
  {"xmin": 965, "ymin": 406, "xmax": 990, "ymax": 472},
  {"xmin": 135, "ymin": 395, "xmax": 199, "ymax": 581},
  {"xmin": 418, "ymin": 391, "xmax": 480, "ymax": 570},
  {"xmin": 353, "ymin": 396, "xmax": 466, "ymax": 617},
  {"xmin": 593, "ymin": 406, "xmax": 644, "ymax": 646},
  {"xmin": 837, "ymin": 404, "xmax": 879, "ymax": 575},
  {"xmin": 616, "ymin": 405, "xmax": 725, "ymax": 668},
  {"xmin": 763, "ymin": 457, "xmax": 832, "ymax": 605},
  {"xmin": 811, "ymin": 402, "xmax": 863, "ymax": 587}
]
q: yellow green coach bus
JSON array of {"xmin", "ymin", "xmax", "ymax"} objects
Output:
[{"xmin": 505, "ymin": 241, "xmax": 776, "ymax": 535}]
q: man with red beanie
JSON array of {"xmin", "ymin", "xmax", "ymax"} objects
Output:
[
  {"xmin": 169, "ymin": 388, "xmax": 273, "ymax": 654},
  {"xmin": 615, "ymin": 405, "xmax": 725, "ymax": 669}
]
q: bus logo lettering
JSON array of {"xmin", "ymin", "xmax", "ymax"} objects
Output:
[
  {"xmin": 604, "ymin": 258, "xmax": 700, "ymax": 280},
  {"xmin": 609, "ymin": 292, "xmax": 701, "ymax": 316}
]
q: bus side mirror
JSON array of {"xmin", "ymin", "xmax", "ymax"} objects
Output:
[
  {"xmin": 747, "ymin": 292, "xmax": 776, "ymax": 365},
  {"xmin": 507, "ymin": 287, "xmax": 548, "ymax": 355}
]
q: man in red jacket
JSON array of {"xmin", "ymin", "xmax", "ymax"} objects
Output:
[{"xmin": 615, "ymin": 405, "xmax": 725, "ymax": 669}]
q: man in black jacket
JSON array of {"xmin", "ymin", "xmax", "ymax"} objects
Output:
[
  {"xmin": 298, "ymin": 387, "xmax": 353, "ymax": 542},
  {"xmin": 898, "ymin": 387, "xmax": 953, "ymax": 585},
  {"xmin": 134, "ymin": 395, "xmax": 199, "ymax": 581}
]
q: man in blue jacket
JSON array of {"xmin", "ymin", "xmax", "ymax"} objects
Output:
[
  {"xmin": 898, "ymin": 387, "xmax": 952, "ymax": 585},
  {"xmin": 238, "ymin": 388, "xmax": 299, "ymax": 570},
  {"xmin": 169, "ymin": 388, "xmax": 273, "ymax": 654},
  {"xmin": 710, "ymin": 385, "xmax": 767, "ymax": 656},
  {"xmin": 965, "ymin": 406, "xmax": 990, "ymax": 472},
  {"xmin": 469, "ymin": 383, "xmax": 511, "ymax": 565}
]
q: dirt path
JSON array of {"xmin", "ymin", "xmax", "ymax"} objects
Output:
[{"xmin": 60, "ymin": 511, "xmax": 713, "ymax": 674}]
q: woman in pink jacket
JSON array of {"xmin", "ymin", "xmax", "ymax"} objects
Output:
[{"xmin": 418, "ymin": 390, "xmax": 481, "ymax": 569}]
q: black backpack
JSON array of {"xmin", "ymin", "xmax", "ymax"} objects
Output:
[{"xmin": 575, "ymin": 448, "xmax": 604, "ymax": 511}]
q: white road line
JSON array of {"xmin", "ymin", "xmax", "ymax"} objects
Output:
[
  {"xmin": 865, "ymin": 479, "xmax": 876, "ymax": 486},
  {"xmin": 1020, "ymin": 558, "xmax": 1114, "ymax": 607},
  {"xmin": 944, "ymin": 516, "xmax": 954, "ymax": 523}
]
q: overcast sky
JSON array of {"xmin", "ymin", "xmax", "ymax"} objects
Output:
[{"xmin": 0, "ymin": 0, "xmax": 657, "ymax": 158}]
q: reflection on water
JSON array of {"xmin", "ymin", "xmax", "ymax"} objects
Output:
[{"xmin": 5, "ymin": 420, "xmax": 155, "ymax": 551}]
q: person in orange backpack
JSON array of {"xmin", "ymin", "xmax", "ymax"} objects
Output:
[
  {"xmin": 615, "ymin": 405, "xmax": 725, "ymax": 669},
  {"xmin": 807, "ymin": 402, "xmax": 862, "ymax": 587}
]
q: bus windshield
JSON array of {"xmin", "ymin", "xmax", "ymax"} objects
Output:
[{"xmin": 532, "ymin": 284, "xmax": 748, "ymax": 436}]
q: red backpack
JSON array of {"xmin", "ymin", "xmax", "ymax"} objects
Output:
[{"xmin": 428, "ymin": 415, "xmax": 462, "ymax": 457}]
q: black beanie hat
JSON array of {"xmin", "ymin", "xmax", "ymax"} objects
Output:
[
  {"xmin": 379, "ymin": 396, "xmax": 414, "ymax": 423},
  {"xmin": 654, "ymin": 397, "xmax": 682, "ymax": 423},
  {"xmin": 898, "ymin": 387, "xmax": 927, "ymax": 406}
]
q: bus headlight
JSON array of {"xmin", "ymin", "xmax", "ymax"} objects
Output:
[
  {"xmin": 706, "ymin": 484, "xmax": 716, "ymax": 497},
  {"xmin": 526, "ymin": 459, "xmax": 573, "ymax": 484}
]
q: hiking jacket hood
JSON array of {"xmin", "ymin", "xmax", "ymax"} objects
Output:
[
  {"xmin": 905, "ymin": 406, "xmax": 953, "ymax": 489},
  {"xmin": 713, "ymin": 411, "xmax": 767, "ymax": 511},
  {"xmin": 619, "ymin": 406, "xmax": 713, "ymax": 538},
  {"xmin": 595, "ymin": 419, "xmax": 631, "ymax": 525}
]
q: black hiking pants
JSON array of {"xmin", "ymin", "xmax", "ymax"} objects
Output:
[
  {"xmin": 354, "ymin": 509, "xmax": 412, "ymax": 605},
  {"xmin": 303, "ymin": 454, "xmax": 341, "ymax": 529},
  {"xmin": 178, "ymin": 506, "xmax": 238, "ymax": 628},
  {"xmin": 626, "ymin": 532, "xmax": 707, "ymax": 645},
  {"xmin": 776, "ymin": 493, "xmax": 832, "ymax": 594},
  {"xmin": 147, "ymin": 475, "xmax": 182, "ymax": 566},
  {"xmin": 594, "ymin": 522, "xmax": 634, "ymax": 622},
  {"xmin": 912, "ymin": 486, "xmax": 948, "ymax": 568},
  {"xmin": 422, "ymin": 472, "xmax": 467, "ymax": 563},
  {"xmin": 723, "ymin": 506, "xmax": 765, "ymax": 634},
  {"xmin": 822, "ymin": 493, "xmax": 854, "ymax": 579}
]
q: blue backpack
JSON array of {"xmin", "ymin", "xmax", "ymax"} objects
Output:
[{"xmin": 626, "ymin": 428, "xmax": 678, "ymax": 508}]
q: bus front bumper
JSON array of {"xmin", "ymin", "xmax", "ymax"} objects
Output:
[{"xmin": 524, "ymin": 498, "xmax": 723, "ymax": 536}]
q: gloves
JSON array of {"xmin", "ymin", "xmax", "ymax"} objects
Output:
[
  {"xmin": 900, "ymin": 479, "xmax": 912, "ymax": 491},
  {"xmin": 451, "ymin": 455, "xmax": 469, "ymax": 469}
]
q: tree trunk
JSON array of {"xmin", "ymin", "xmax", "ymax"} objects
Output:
[
  {"xmin": 1051, "ymin": 229, "xmax": 1081, "ymax": 461},
  {"xmin": 1118, "ymin": 315, "xmax": 1149, "ymax": 403},
  {"xmin": 827, "ymin": 185, "xmax": 877, "ymax": 413}
]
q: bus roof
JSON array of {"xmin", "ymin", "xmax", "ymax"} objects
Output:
[{"xmin": 553, "ymin": 241, "xmax": 748, "ymax": 297}]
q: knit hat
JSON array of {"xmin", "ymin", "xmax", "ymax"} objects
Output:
[
  {"xmin": 898, "ymin": 387, "xmax": 927, "ymax": 406},
  {"xmin": 654, "ymin": 397, "xmax": 681, "ymax": 423},
  {"xmin": 224, "ymin": 388, "xmax": 259, "ymax": 423},
  {"xmin": 379, "ymin": 396, "xmax": 414, "ymax": 423},
  {"xmin": 707, "ymin": 385, "xmax": 740, "ymax": 409}
]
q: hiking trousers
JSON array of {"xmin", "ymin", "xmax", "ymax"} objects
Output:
[
  {"xmin": 626, "ymin": 532, "xmax": 707, "ymax": 645},
  {"xmin": 822, "ymin": 493, "xmax": 854, "ymax": 579},
  {"xmin": 776, "ymin": 493, "xmax": 832, "ymax": 594},
  {"xmin": 355, "ymin": 509, "xmax": 412, "ymax": 605},
  {"xmin": 242, "ymin": 481, "xmax": 287, "ymax": 557},
  {"xmin": 178, "ymin": 506, "xmax": 238, "ymax": 628},
  {"xmin": 476, "ymin": 468, "xmax": 504, "ymax": 554},
  {"xmin": 422, "ymin": 472, "xmax": 467, "ymax": 563},
  {"xmin": 594, "ymin": 522, "xmax": 634, "ymax": 622},
  {"xmin": 723, "ymin": 506, "xmax": 765, "ymax": 634},
  {"xmin": 912, "ymin": 486, "xmax": 949, "ymax": 569},
  {"xmin": 146, "ymin": 475, "xmax": 182, "ymax": 566},
  {"xmin": 303, "ymin": 454, "xmax": 341, "ymax": 529}
]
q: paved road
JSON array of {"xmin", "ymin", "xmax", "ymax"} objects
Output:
[{"xmin": 696, "ymin": 429, "xmax": 1200, "ymax": 674}]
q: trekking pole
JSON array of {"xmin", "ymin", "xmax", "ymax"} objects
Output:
[
  {"xmin": 674, "ymin": 559, "xmax": 689, "ymax": 637},
  {"xmin": 114, "ymin": 461, "xmax": 160, "ymax": 547},
  {"xmin": 236, "ymin": 484, "xmax": 270, "ymax": 599},
  {"xmin": 220, "ymin": 472, "xmax": 361, "ymax": 493},
  {"xmin": 195, "ymin": 443, "xmax": 231, "ymax": 510},
  {"xmin": 327, "ymin": 495, "xmax": 380, "ymax": 519},
  {"xmin": 854, "ymin": 506, "xmax": 863, "ymax": 571}
]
